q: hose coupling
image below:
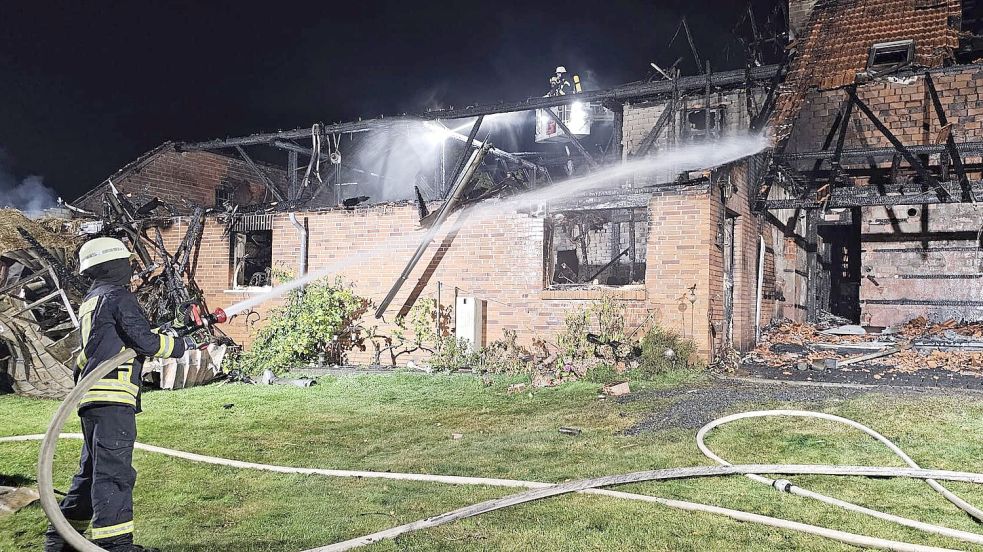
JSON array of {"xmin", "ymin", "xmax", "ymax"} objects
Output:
[{"xmin": 773, "ymin": 479, "xmax": 793, "ymax": 493}]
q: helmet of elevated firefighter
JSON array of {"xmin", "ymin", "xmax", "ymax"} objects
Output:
[
  {"xmin": 555, "ymin": 66, "xmax": 567, "ymax": 74},
  {"xmin": 78, "ymin": 237, "xmax": 136, "ymax": 274}
]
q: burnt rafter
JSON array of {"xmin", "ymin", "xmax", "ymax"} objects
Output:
[
  {"xmin": 633, "ymin": 95, "xmax": 677, "ymax": 157},
  {"xmin": 762, "ymin": 180, "xmax": 983, "ymax": 209},
  {"xmin": 772, "ymin": 160, "xmax": 811, "ymax": 196},
  {"xmin": 234, "ymin": 145, "xmax": 286, "ymax": 203},
  {"xmin": 780, "ymin": 141, "xmax": 983, "ymax": 161},
  {"xmin": 924, "ymin": 72, "xmax": 976, "ymax": 202},
  {"xmin": 845, "ymin": 86, "xmax": 949, "ymax": 201},
  {"xmin": 750, "ymin": 57, "xmax": 789, "ymax": 133},
  {"xmin": 830, "ymin": 96, "xmax": 854, "ymax": 172}
]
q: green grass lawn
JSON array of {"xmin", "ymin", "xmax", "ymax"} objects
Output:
[{"xmin": 2, "ymin": 372, "xmax": 983, "ymax": 551}]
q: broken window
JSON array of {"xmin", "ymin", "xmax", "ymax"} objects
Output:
[
  {"xmin": 230, "ymin": 214, "xmax": 274, "ymax": 289},
  {"xmin": 867, "ymin": 40, "xmax": 914, "ymax": 73},
  {"xmin": 215, "ymin": 185, "xmax": 235, "ymax": 207},
  {"xmin": 684, "ymin": 107, "xmax": 724, "ymax": 142},
  {"xmin": 545, "ymin": 208, "xmax": 648, "ymax": 288}
]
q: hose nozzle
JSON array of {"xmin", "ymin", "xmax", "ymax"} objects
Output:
[{"xmin": 205, "ymin": 307, "xmax": 227, "ymax": 325}]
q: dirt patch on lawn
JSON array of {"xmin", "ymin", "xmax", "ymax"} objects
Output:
[{"xmin": 622, "ymin": 378, "xmax": 967, "ymax": 434}]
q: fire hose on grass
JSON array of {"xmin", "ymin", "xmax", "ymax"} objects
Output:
[{"xmin": 12, "ymin": 349, "xmax": 983, "ymax": 552}]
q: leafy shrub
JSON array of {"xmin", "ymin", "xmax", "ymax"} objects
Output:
[
  {"xmin": 367, "ymin": 298, "xmax": 450, "ymax": 366},
  {"xmin": 555, "ymin": 297, "xmax": 627, "ymax": 363},
  {"xmin": 238, "ymin": 275, "xmax": 370, "ymax": 375},
  {"xmin": 430, "ymin": 336, "xmax": 480, "ymax": 371},
  {"xmin": 637, "ymin": 325, "xmax": 703, "ymax": 377},
  {"xmin": 477, "ymin": 329, "xmax": 532, "ymax": 374}
]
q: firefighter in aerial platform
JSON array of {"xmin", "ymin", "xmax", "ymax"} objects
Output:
[
  {"xmin": 548, "ymin": 66, "xmax": 571, "ymax": 96},
  {"xmin": 548, "ymin": 66, "xmax": 583, "ymax": 97},
  {"xmin": 45, "ymin": 237, "xmax": 203, "ymax": 552}
]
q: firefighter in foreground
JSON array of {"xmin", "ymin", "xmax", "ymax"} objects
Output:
[{"xmin": 45, "ymin": 237, "xmax": 203, "ymax": 552}]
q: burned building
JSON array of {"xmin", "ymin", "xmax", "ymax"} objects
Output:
[{"xmin": 67, "ymin": 0, "xmax": 983, "ymax": 366}]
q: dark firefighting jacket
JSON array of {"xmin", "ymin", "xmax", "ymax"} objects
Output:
[{"xmin": 75, "ymin": 284, "xmax": 187, "ymax": 412}]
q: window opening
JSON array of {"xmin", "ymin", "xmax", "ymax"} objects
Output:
[
  {"xmin": 867, "ymin": 40, "xmax": 914, "ymax": 72},
  {"xmin": 231, "ymin": 230, "xmax": 273, "ymax": 289},
  {"xmin": 684, "ymin": 108, "xmax": 724, "ymax": 142},
  {"xmin": 545, "ymin": 207, "xmax": 648, "ymax": 288},
  {"xmin": 215, "ymin": 185, "xmax": 235, "ymax": 207}
]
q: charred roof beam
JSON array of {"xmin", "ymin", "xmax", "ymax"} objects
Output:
[
  {"xmin": 234, "ymin": 145, "xmax": 286, "ymax": 203},
  {"xmin": 177, "ymin": 66, "xmax": 780, "ymax": 152},
  {"xmin": 180, "ymin": 120, "xmax": 381, "ymax": 151},
  {"xmin": 846, "ymin": 86, "xmax": 949, "ymax": 201},
  {"xmin": 633, "ymin": 96, "xmax": 676, "ymax": 157},
  {"xmin": 780, "ymin": 141, "xmax": 983, "ymax": 161},
  {"xmin": 422, "ymin": 65, "xmax": 780, "ymax": 120},
  {"xmin": 762, "ymin": 181, "xmax": 983, "ymax": 209},
  {"xmin": 925, "ymin": 72, "xmax": 976, "ymax": 202},
  {"xmin": 424, "ymin": 120, "xmax": 547, "ymax": 174}
]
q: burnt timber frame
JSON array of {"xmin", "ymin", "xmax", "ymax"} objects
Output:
[
  {"xmin": 634, "ymin": 96, "xmax": 676, "ymax": 157},
  {"xmin": 924, "ymin": 72, "xmax": 976, "ymax": 202},
  {"xmin": 845, "ymin": 87, "xmax": 949, "ymax": 201},
  {"xmin": 761, "ymin": 79, "xmax": 982, "ymax": 213},
  {"xmin": 758, "ymin": 78, "xmax": 982, "ymax": 321},
  {"xmin": 234, "ymin": 145, "xmax": 285, "ymax": 203},
  {"xmin": 169, "ymin": 65, "xmax": 779, "ymax": 209},
  {"xmin": 178, "ymin": 65, "xmax": 781, "ymax": 151},
  {"xmin": 762, "ymin": 181, "xmax": 983, "ymax": 209}
]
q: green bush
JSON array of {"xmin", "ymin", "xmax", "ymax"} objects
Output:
[
  {"xmin": 555, "ymin": 297, "xmax": 627, "ymax": 364},
  {"xmin": 430, "ymin": 336, "xmax": 480, "ymax": 371},
  {"xmin": 238, "ymin": 275, "xmax": 370, "ymax": 375},
  {"xmin": 477, "ymin": 329, "xmax": 532, "ymax": 375},
  {"xmin": 368, "ymin": 298, "xmax": 449, "ymax": 366},
  {"xmin": 637, "ymin": 325, "xmax": 703, "ymax": 377}
]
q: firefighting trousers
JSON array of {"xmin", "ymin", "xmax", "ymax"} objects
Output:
[{"xmin": 45, "ymin": 404, "xmax": 137, "ymax": 551}]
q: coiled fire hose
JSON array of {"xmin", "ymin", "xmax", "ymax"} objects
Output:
[{"xmin": 8, "ymin": 349, "xmax": 983, "ymax": 552}]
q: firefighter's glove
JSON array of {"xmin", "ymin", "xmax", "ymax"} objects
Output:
[{"xmin": 183, "ymin": 335, "xmax": 209, "ymax": 351}]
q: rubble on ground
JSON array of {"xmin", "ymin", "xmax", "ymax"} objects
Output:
[
  {"xmin": 0, "ymin": 485, "xmax": 40, "ymax": 515},
  {"xmin": 0, "ymin": 209, "xmax": 84, "ymax": 398},
  {"xmin": 746, "ymin": 316, "xmax": 983, "ymax": 376},
  {"xmin": 0, "ymin": 192, "xmax": 233, "ymax": 399}
]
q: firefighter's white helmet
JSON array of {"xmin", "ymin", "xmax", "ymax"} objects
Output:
[
  {"xmin": 555, "ymin": 66, "xmax": 567, "ymax": 74},
  {"xmin": 78, "ymin": 237, "xmax": 135, "ymax": 273}
]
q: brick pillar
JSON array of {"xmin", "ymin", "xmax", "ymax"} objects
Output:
[{"xmin": 645, "ymin": 192, "xmax": 714, "ymax": 361}]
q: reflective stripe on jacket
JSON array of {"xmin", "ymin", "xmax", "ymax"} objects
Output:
[{"xmin": 75, "ymin": 285, "xmax": 187, "ymax": 412}]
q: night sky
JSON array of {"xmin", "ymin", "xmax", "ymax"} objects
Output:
[{"xmin": 0, "ymin": 1, "xmax": 781, "ymax": 205}]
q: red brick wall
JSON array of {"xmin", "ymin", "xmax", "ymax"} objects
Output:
[
  {"xmin": 646, "ymin": 188, "xmax": 716, "ymax": 358},
  {"xmin": 160, "ymin": 193, "xmax": 742, "ymax": 364},
  {"xmin": 76, "ymin": 147, "xmax": 285, "ymax": 213},
  {"xmin": 713, "ymin": 157, "xmax": 805, "ymax": 355},
  {"xmin": 783, "ymin": 66, "xmax": 983, "ymax": 327},
  {"xmin": 860, "ymin": 203, "xmax": 983, "ymax": 326},
  {"xmin": 786, "ymin": 66, "xmax": 983, "ymax": 158}
]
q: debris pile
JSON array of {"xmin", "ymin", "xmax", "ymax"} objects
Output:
[
  {"xmin": 0, "ymin": 209, "xmax": 84, "ymax": 398},
  {"xmin": 0, "ymin": 189, "xmax": 234, "ymax": 399},
  {"xmin": 746, "ymin": 316, "xmax": 983, "ymax": 377}
]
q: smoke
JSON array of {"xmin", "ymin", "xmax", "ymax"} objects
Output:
[
  {"xmin": 0, "ymin": 151, "xmax": 58, "ymax": 215},
  {"xmin": 347, "ymin": 123, "xmax": 443, "ymax": 202}
]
